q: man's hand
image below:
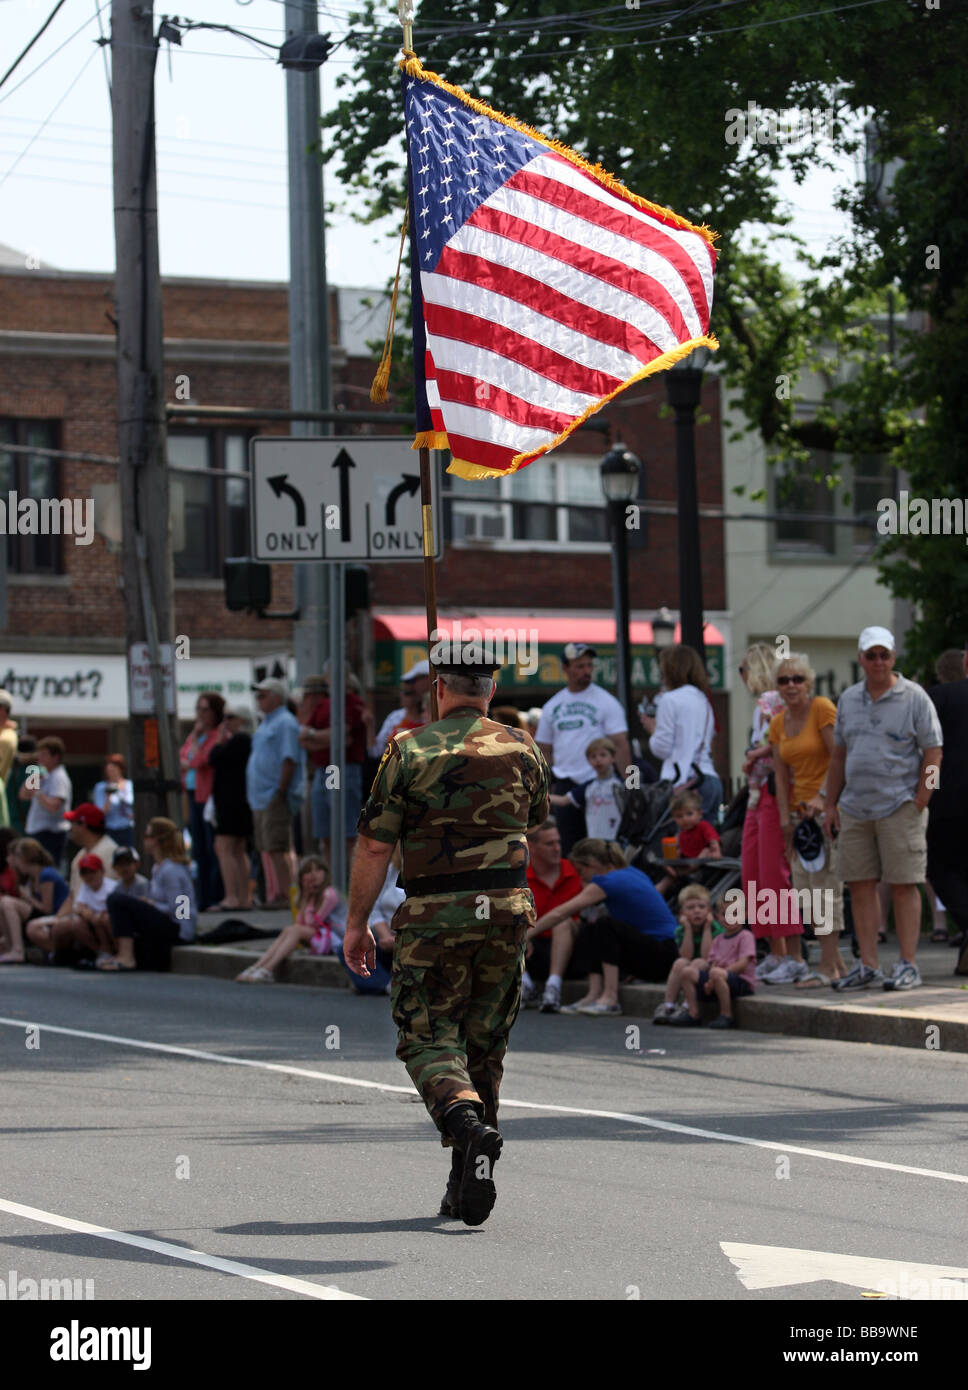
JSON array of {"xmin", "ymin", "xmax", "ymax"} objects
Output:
[
  {"xmin": 343, "ymin": 921, "xmax": 377, "ymax": 977},
  {"xmin": 823, "ymin": 802, "xmax": 840, "ymax": 837}
]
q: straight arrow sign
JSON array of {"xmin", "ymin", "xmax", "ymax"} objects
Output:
[
  {"xmin": 721, "ymin": 1243, "xmax": 968, "ymax": 1298},
  {"xmin": 332, "ymin": 448, "xmax": 355, "ymax": 543}
]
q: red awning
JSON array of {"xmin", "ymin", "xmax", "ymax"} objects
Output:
[{"xmin": 374, "ymin": 612, "xmax": 724, "ymax": 645}]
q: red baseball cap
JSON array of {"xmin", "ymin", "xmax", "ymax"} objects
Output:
[
  {"xmin": 78, "ymin": 854, "xmax": 104, "ymax": 873},
  {"xmin": 65, "ymin": 803, "xmax": 106, "ymax": 830}
]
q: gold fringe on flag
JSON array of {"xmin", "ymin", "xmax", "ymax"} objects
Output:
[
  {"xmin": 370, "ymin": 206, "xmax": 410, "ymax": 404},
  {"xmin": 444, "ymin": 335, "xmax": 721, "ymax": 481},
  {"xmin": 399, "ymin": 54, "xmax": 719, "ymax": 249}
]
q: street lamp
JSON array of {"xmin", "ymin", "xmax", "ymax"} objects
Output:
[
  {"xmin": 665, "ymin": 346, "xmax": 710, "ymax": 661},
  {"xmin": 600, "ymin": 442, "xmax": 642, "ymax": 742},
  {"xmin": 652, "ymin": 606, "xmax": 676, "ymax": 650}
]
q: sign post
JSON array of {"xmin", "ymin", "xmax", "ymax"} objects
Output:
[{"xmin": 252, "ymin": 438, "xmax": 441, "ymax": 890}]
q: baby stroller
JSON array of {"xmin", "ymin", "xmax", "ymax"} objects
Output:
[{"xmin": 616, "ymin": 778, "xmax": 677, "ymax": 871}]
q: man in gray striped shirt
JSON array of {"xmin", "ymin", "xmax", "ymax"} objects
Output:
[{"xmin": 825, "ymin": 627, "xmax": 943, "ymax": 992}]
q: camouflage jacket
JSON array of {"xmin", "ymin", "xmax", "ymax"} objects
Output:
[{"xmin": 357, "ymin": 708, "xmax": 550, "ymax": 890}]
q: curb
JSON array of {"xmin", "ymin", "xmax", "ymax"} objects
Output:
[{"xmin": 171, "ymin": 945, "xmax": 968, "ymax": 1054}]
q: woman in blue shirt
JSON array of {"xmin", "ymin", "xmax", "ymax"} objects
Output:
[
  {"xmin": 91, "ymin": 754, "xmax": 135, "ymax": 849},
  {"xmin": 532, "ymin": 838, "xmax": 679, "ymax": 1014},
  {"xmin": 102, "ymin": 817, "xmax": 196, "ymax": 971}
]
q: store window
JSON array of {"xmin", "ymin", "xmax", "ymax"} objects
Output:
[
  {"xmin": 442, "ymin": 453, "xmax": 610, "ymax": 547},
  {"xmin": 169, "ymin": 430, "xmax": 252, "ymax": 578},
  {"xmin": 0, "ymin": 419, "xmax": 61, "ymax": 574},
  {"xmin": 773, "ymin": 451, "xmax": 837, "ymax": 555}
]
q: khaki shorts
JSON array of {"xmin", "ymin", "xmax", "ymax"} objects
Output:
[
  {"xmin": 837, "ymin": 800, "xmax": 927, "ymax": 885},
  {"xmin": 252, "ymin": 795, "xmax": 292, "ymax": 854}
]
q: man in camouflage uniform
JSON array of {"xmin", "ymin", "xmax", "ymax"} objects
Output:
[{"xmin": 343, "ymin": 647, "xmax": 549, "ymax": 1226}]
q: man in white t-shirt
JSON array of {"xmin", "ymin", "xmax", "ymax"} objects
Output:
[{"xmin": 536, "ymin": 644, "xmax": 630, "ymax": 855}]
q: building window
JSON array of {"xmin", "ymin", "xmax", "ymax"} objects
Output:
[
  {"xmin": 442, "ymin": 453, "xmax": 610, "ymax": 548},
  {"xmin": 773, "ymin": 451, "xmax": 837, "ymax": 555},
  {"xmin": 169, "ymin": 430, "xmax": 252, "ymax": 578},
  {"xmin": 0, "ymin": 419, "xmax": 61, "ymax": 574},
  {"xmin": 852, "ymin": 454, "xmax": 891, "ymax": 551}
]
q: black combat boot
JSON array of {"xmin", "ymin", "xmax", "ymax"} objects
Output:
[
  {"xmin": 439, "ymin": 1147, "xmax": 463, "ymax": 1218},
  {"xmin": 442, "ymin": 1101, "xmax": 503, "ymax": 1227}
]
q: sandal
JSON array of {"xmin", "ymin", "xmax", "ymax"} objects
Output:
[
  {"xmin": 930, "ymin": 931, "xmax": 949, "ymax": 943},
  {"xmin": 243, "ymin": 966, "xmax": 276, "ymax": 983},
  {"xmin": 794, "ymin": 971, "xmax": 831, "ymax": 990}
]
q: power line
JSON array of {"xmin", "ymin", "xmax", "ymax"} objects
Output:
[
  {"xmin": 0, "ymin": 48, "xmax": 99, "ymax": 193},
  {"xmin": 0, "ymin": 3, "xmax": 108, "ymax": 106},
  {"xmin": 0, "ymin": 0, "xmax": 70, "ymax": 93}
]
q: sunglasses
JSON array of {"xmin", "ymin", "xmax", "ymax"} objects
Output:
[
  {"xmin": 777, "ymin": 674, "xmax": 806, "ymax": 686},
  {"xmin": 862, "ymin": 650, "xmax": 892, "ymax": 661}
]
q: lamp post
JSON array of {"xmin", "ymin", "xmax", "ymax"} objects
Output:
[
  {"xmin": 665, "ymin": 347, "xmax": 710, "ymax": 662},
  {"xmin": 600, "ymin": 442, "xmax": 641, "ymax": 739}
]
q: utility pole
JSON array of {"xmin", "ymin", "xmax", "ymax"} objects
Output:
[
  {"xmin": 284, "ymin": 0, "xmax": 346, "ymax": 890},
  {"xmin": 111, "ymin": 0, "xmax": 181, "ymax": 838}
]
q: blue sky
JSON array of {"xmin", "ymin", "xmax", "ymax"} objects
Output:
[{"xmin": 0, "ymin": 0, "xmax": 855, "ymax": 288}]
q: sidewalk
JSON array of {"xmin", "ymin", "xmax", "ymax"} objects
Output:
[{"xmin": 174, "ymin": 911, "xmax": 968, "ymax": 1054}]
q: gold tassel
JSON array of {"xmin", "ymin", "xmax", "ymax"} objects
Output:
[
  {"xmin": 413, "ymin": 429, "xmax": 450, "ymax": 450},
  {"xmin": 370, "ymin": 207, "xmax": 410, "ymax": 404}
]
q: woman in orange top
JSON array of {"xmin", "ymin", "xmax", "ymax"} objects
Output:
[{"xmin": 769, "ymin": 653, "xmax": 847, "ymax": 986}]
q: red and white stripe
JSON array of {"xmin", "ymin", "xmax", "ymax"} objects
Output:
[{"xmin": 420, "ymin": 148, "xmax": 715, "ymax": 474}]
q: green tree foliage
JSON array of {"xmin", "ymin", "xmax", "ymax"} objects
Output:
[{"xmin": 324, "ymin": 1, "xmax": 968, "ymax": 674}]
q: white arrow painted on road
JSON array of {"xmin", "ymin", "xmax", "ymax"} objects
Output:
[{"xmin": 722, "ymin": 1243, "xmax": 968, "ymax": 1298}]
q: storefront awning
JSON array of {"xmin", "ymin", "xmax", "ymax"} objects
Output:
[
  {"xmin": 373, "ymin": 612, "xmax": 726, "ymax": 692},
  {"xmin": 374, "ymin": 613, "xmax": 724, "ymax": 646}
]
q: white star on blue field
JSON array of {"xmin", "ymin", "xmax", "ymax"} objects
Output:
[{"xmin": 403, "ymin": 77, "xmax": 542, "ymax": 270}]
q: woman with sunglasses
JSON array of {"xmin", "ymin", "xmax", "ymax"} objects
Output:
[{"xmin": 768, "ymin": 653, "xmax": 846, "ymax": 986}]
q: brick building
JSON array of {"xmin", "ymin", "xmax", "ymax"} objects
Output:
[{"xmin": 0, "ymin": 250, "xmax": 731, "ymax": 798}]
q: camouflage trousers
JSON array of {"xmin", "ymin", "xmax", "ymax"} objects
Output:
[{"xmin": 390, "ymin": 894, "xmax": 533, "ymax": 1146}]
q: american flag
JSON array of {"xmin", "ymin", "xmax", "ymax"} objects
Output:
[{"xmin": 403, "ymin": 64, "xmax": 717, "ymax": 480}]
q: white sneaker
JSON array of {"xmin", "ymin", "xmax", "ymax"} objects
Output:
[
  {"xmin": 539, "ymin": 980, "xmax": 561, "ymax": 1013},
  {"xmin": 764, "ymin": 958, "xmax": 809, "ymax": 985},
  {"xmin": 755, "ymin": 955, "xmax": 783, "ymax": 980}
]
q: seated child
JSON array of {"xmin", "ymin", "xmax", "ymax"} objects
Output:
[
  {"xmin": 654, "ymin": 884, "xmax": 720, "ymax": 1021},
  {"xmin": 549, "ymin": 737, "xmax": 625, "ymax": 841},
  {"xmin": 236, "ymin": 855, "xmax": 343, "ymax": 982},
  {"xmin": 110, "ymin": 845, "xmax": 151, "ymax": 899},
  {"xmin": 28, "ymin": 853, "xmax": 116, "ymax": 966},
  {"xmin": 667, "ymin": 891, "xmax": 757, "ymax": 1029},
  {"xmin": 654, "ymin": 788, "xmax": 721, "ymax": 897}
]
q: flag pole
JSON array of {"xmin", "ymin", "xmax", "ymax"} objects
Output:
[
  {"xmin": 396, "ymin": 2, "xmax": 437, "ymax": 717},
  {"xmin": 419, "ymin": 446, "xmax": 439, "ymax": 720}
]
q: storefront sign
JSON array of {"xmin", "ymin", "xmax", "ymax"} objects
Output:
[
  {"xmin": 0, "ymin": 655, "xmax": 258, "ymax": 722},
  {"xmin": 376, "ymin": 643, "xmax": 726, "ymax": 692}
]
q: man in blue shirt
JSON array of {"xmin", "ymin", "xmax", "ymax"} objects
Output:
[{"xmin": 246, "ymin": 679, "xmax": 302, "ymax": 909}]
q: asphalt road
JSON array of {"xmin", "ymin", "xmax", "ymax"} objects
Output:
[{"xmin": 1, "ymin": 967, "xmax": 966, "ymax": 1303}]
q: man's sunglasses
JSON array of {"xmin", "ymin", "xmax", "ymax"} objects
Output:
[
  {"xmin": 862, "ymin": 650, "xmax": 892, "ymax": 661},
  {"xmin": 777, "ymin": 674, "xmax": 806, "ymax": 686}
]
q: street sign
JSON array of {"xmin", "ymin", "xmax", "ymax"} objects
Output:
[
  {"xmin": 251, "ymin": 437, "xmax": 443, "ymax": 563},
  {"xmin": 128, "ymin": 642, "xmax": 176, "ymax": 715}
]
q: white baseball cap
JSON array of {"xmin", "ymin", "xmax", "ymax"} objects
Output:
[
  {"xmin": 402, "ymin": 659, "xmax": 430, "ymax": 681},
  {"xmin": 858, "ymin": 626, "xmax": 895, "ymax": 653}
]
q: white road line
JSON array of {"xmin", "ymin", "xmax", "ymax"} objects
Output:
[
  {"xmin": 0, "ymin": 1196, "xmax": 366, "ymax": 1301},
  {"xmin": 3, "ymin": 1016, "xmax": 968, "ymax": 1187}
]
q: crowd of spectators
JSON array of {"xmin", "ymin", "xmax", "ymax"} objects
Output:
[{"xmin": 0, "ymin": 624, "xmax": 963, "ymax": 1000}]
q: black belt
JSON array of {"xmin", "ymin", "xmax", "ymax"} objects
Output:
[{"xmin": 402, "ymin": 867, "xmax": 528, "ymax": 897}]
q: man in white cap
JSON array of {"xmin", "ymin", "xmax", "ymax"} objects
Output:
[
  {"xmin": 825, "ymin": 627, "xmax": 943, "ymax": 991},
  {"xmin": 536, "ymin": 643, "xmax": 630, "ymax": 858},
  {"xmin": 370, "ymin": 660, "xmax": 430, "ymax": 758}
]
